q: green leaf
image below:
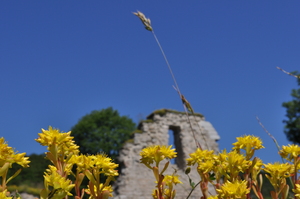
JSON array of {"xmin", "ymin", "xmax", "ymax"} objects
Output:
[
  {"xmin": 189, "ymin": 178, "xmax": 195, "ymax": 188},
  {"xmin": 209, "ymin": 173, "xmax": 216, "ymax": 181}
]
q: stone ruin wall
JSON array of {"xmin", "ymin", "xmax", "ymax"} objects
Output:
[{"xmin": 113, "ymin": 109, "xmax": 220, "ymax": 199}]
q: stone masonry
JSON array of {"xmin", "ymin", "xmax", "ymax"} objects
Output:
[{"xmin": 113, "ymin": 109, "xmax": 220, "ymax": 199}]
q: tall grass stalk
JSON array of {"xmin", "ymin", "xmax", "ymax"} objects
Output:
[{"xmin": 133, "ymin": 11, "xmax": 211, "ymax": 150}]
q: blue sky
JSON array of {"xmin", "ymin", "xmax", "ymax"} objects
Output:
[{"xmin": 1, "ymin": 1, "xmax": 299, "ymax": 164}]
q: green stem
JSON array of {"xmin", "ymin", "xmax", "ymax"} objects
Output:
[{"xmin": 186, "ymin": 181, "xmax": 200, "ymax": 199}]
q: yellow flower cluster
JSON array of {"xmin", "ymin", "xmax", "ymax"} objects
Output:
[
  {"xmin": 187, "ymin": 149, "xmax": 217, "ymax": 178},
  {"xmin": 70, "ymin": 154, "xmax": 118, "ymax": 176},
  {"xmin": 0, "ymin": 137, "xmax": 30, "ymax": 168},
  {"xmin": 36, "ymin": 127, "xmax": 80, "ymax": 198},
  {"xmin": 218, "ymin": 150, "xmax": 252, "ymax": 180},
  {"xmin": 187, "ymin": 136, "xmax": 263, "ymax": 199},
  {"xmin": 293, "ymin": 184, "xmax": 300, "ymax": 199},
  {"xmin": 140, "ymin": 145, "xmax": 177, "ymax": 168},
  {"xmin": 163, "ymin": 174, "xmax": 182, "ymax": 187},
  {"xmin": 216, "ymin": 180, "xmax": 250, "ymax": 199},
  {"xmin": 140, "ymin": 145, "xmax": 179, "ymax": 199},
  {"xmin": 43, "ymin": 165, "xmax": 75, "ymax": 198},
  {"xmin": 35, "ymin": 126, "xmax": 119, "ymax": 199},
  {"xmin": 6, "ymin": 122, "xmax": 300, "ymax": 199},
  {"xmin": 152, "ymin": 174, "xmax": 182, "ymax": 199},
  {"xmin": 185, "ymin": 135, "xmax": 300, "ymax": 199},
  {"xmin": 280, "ymin": 144, "xmax": 300, "ymax": 162},
  {"xmin": 263, "ymin": 162, "xmax": 293, "ymax": 191},
  {"xmin": 0, "ymin": 189, "xmax": 13, "ymax": 199},
  {"xmin": 232, "ymin": 135, "xmax": 264, "ymax": 159},
  {"xmin": 35, "ymin": 126, "xmax": 79, "ymax": 156},
  {"xmin": 0, "ymin": 137, "xmax": 30, "ymax": 196}
]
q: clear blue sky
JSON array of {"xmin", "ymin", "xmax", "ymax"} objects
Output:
[{"xmin": 1, "ymin": 1, "xmax": 299, "ymax": 164}]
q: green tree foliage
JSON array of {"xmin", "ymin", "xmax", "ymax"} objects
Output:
[
  {"xmin": 70, "ymin": 107, "xmax": 136, "ymax": 161},
  {"xmin": 282, "ymin": 71, "xmax": 300, "ymax": 144}
]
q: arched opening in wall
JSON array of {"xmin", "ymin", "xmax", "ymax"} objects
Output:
[{"xmin": 168, "ymin": 126, "xmax": 184, "ymax": 170}]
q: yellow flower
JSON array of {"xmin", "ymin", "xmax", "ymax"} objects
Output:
[
  {"xmin": 163, "ymin": 174, "xmax": 182, "ymax": 187},
  {"xmin": 152, "ymin": 189, "xmax": 158, "ymax": 199},
  {"xmin": 216, "ymin": 150, "xmax": 251, "ymax": 180},
  {"xmin": 216, "ymin": 180, "xmax": 249, "ymax": 199},
  {"xmin": 35, "ymin": 126, "xmax": 79, "ymax": 156},
  {"xmin": 263, "ymin": 162, "xmax": 293, "ymax": 191},
  {"xmin": 152, "ymin": 174, "xmax": 181, "ymax": 199},
  {"xmin": 12, "ymin": 153, "xmax": 30, "ymax": 168},
  {"xmin": 44, "ymin": 165, "xmax": 75, "ymax": 197},
  {"xmin": 263, "ymin": 162, "xmax": 293, "ymax": 179},
  {"xmin": 198, "ymin": 160, "xmax": 216, "ymax": 174},
  {"xmin": 140, "ymin": 145, "xmax": 177, "ymax": 167},
  {"xmin": 187, "ymin": 148, "xmax": 216, "ymax": 165},
  {"xmin": 232, "ymin": 135, "xmax": 264, "ymax": 159},
  {"xmin": 0, "ymin": 137, "xmax": 30, "ymax": 168},
  {"xmin": 90, "ymin": 154, "xmax": 119, "ymax": 176},
  {"xmin": 293, "ymin": 184, "xmax": 300, "ymax": 199},
  {"xmin": 0, "ymin": 190, "xmax": 12, "ymax": 199},
  {"xmin": 280, "ymin": 144, "xmax": 300, "ymax": 162},
  {"xmin": 187, "ymin": 148, "xmax": 217, "ymax": 174},
  {"xmin": 69, "ymin": 154, "xmax": 88, "ymax": 171},
  {"xmin": 0, "ymin": 137, "xmax": 12, "ymax": 157},
  {"xmin": 71, "ymin": 154, "xmax": 118, "ymax": 177},
  {"xmin": 69, "ymin": 154, "xmax": 118, "ymax": 199}
]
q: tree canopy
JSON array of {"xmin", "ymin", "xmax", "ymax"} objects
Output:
[
  {"xmin": 70, "ymin": 107, "xmax": 136, "ymax": 161},
  {"xmin": 282, "ymin": 71, "xmax": 300, "ymax": 144}
]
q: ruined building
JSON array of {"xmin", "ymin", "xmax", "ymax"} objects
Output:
[{"xmin": 113, "ymin": 109, "xmax": 220, "ymax": 199}]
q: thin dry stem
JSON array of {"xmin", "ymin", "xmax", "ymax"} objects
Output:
[
  {"xmin": 276, "ymin": 67, "xmax": 300, "ymax": 78},
  {"xmin": 256, "ymin": 116, "xmax": 281, "ymax": 153},
  {"xmin": 181, "ymin": 101, "xmax": 202, "ymax": 149},
  {"xmin": 194, "ymin": 120, "xmax": 210, "ymax": 150},
  {"xmin": 172, "ymin": 86, "xmax": 209, "ymax": 150},
  {"xmin": 152, "ymin": 32, "xmax": 181, "ymax": 95},
  {"xmin": 256, "ymin": 116, "xmax": 295, "ymax": 190},
  {"xmin": 133, "ymin": 11, "xmax": 213, "ymax": 151},
  {"xmin": 144, "ymin": 14, "xmax": 202, "ymax": 149}
]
